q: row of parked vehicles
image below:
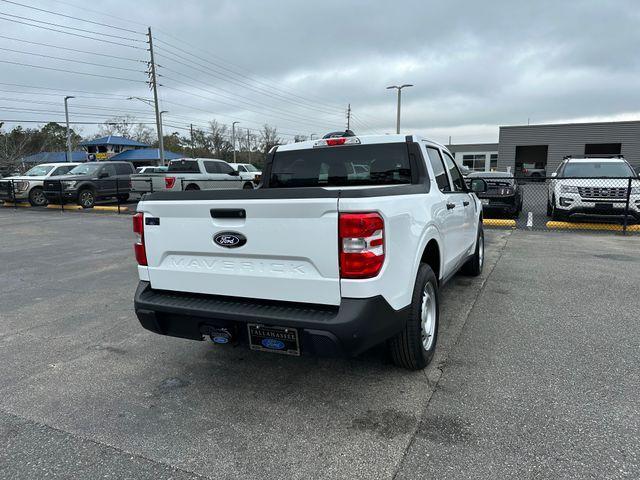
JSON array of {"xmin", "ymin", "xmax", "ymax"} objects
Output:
[
  {"xmin": 0, "ymin": 158, "xmax": 262, "ymax": 208},
  {"xmin": 463, "ymin": 156, "xmax": 640, "ymax": 221}
]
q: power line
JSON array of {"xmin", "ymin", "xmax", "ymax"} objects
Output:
[
  {"xmin": 154, "ymin": 36, "xmax": 347, "ymax": 113},
  {"xmin": 159, "ymin": 67, "xmax": 339, "ymax": 128},
  {"xmin": 0, "ymin": 15, "xmax": 145, "ymax": 49},
  {"xmin": 154, "ymin": 46, "xmax": 343, "ymax": 117},
  {"xmin": 0, "ymin": 0, "xmax": 145, "ymax": 35},
  {"xmin": 0, "ymin": 82, "xmax": 150, "ymax": 99},
  {"xmin": 0, "ymin": 60, "xmax": 146, "ymax": 83},
  {"xmin": 161, "ymin": 82, "xmax": 337, "ymax": 132},
  {"xmin": 0, "ymin": 47, "xmax": 147, "ymax": 73},
  {"xmin": 0, "ymin": 119, "xmax": 158, "ymax": 125},
  {"xmin": 0, "ymin": 11, "xmax": 144, "ymax": 42},
  {"xmin": 0, "ymin": 34, "xmax": 145, "ymax": 63}
]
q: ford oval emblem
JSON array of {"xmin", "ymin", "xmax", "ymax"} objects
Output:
[
  {"xmin": 261, "ymin": 338, "xmax": 285, "ymax": 350},
  {"xmin": 213, "ymin": 231, "xmax": 247, "ymax": 248}
]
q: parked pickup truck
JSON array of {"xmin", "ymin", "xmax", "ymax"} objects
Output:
[
  {"xmin": 133, "ymin": 135, "xmax": 488, "ymax": 370},
  {"xmin": 0, "ymin": 162, "xmax": 80, "ymax": 206},
  {"xmin": 131, "ymin": 158, "xmax": 254, "ymax": 193},
  {"xmin": 43, "ymin": 161, "xmax": 135, "ymax": 208}
]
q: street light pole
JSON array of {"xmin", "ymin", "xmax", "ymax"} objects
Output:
[
  {"xmin": 386, "ymin": 84, "xmax": 413, "ymax": 134},
  {"xmin": 310, "ymin": 133, "xmax": 317, "ymax": 140},
  {"xmin": 232, "ymin": 121, "xmax": 239, "ymax": 163},
  {"xmin": 64, "ymin": 96, "xmax": 75, "ymax": 162}
]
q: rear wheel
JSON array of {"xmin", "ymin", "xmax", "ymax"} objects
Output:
[
  {"xmin": 78, "ymin": 188, "xmax": 95, "ymax": 208},
  {"xmin": 461, "ymin": 225, "xmax": 484, "ymax": 276},
  {"xmin": 184, "ymin": 184, "xmax": 200, "ymax": 191},
  {"xmin": 243, "ymin": 182, "xmax": 254, "ymax": 190},
  {"xmin": 389, "ymin": 264, "xmax": 439, "ymax": 370},
  {"xmin": 28, "ymin": 187, "xmax": 47, "ymax": 206}
]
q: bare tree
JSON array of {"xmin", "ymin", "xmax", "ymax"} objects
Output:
[
  {"xmin": 209, "ymin": 120, "xmax": 231, "ymax": 158},
  {"xmin": 97, "ymin": 115, "xmax": 154, "ymax": 144},
  {"xmin": 294, "ymin": 134, "xmax": 308, "ymax": 143},
  {"xmin": 260, "ymin": 124, "xmax": 281, "ymax": 153}
]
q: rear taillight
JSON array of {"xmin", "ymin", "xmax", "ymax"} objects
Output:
[
  {"xmin": 339, "ymin": 212, "xmax": 384, "ymax": 279},
  {"xmin": 522, "ymin": 168, "xmax": 528, "ymax": 174},
  {"xmin": 133, "ymin": 212, "xmax": 147, "ymax": 266},
  {"xmin": 165, "ymin": 176, "xmax": 176, "ymax": 189}
]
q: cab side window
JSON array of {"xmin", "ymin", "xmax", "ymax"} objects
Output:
[
  {"xmin": 217, "ymin": 162, "xmax": 234, "ymax": 175},
  {"xmin": 425, "ymin": 147, "xmax": 451, "ymax": 192},
  {"xmin": 102, "ymin": 164, "xmax": 117, "ymax": 177},
  {"xmin": 204, "ymin": 161, "xmax": 219, "ymax": 174},
  {"xmin": 442, "ymin": 151, "xmax": 465, "ymax": 192},
  {"xmin": 52, "ymin": 166, "xmax": 73, "ymax": 175},
  {"xmin": 115, "ymin": 163, "xmax": 132, "ymax": 175}
]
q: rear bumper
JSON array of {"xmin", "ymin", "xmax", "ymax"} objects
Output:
[
  {"xmin": 480, "ymin": 195, "xmax": 518, "ymax": 211},
  {"xmin": 134, "ymin": 281, "xmax": 409, "ymax": 357}
]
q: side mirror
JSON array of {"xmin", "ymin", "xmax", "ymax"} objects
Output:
[
  {"xmin": 470, "ymin": 178, "xmax": 487, "ymax": 193},
  {"xmin": 98, "ymin": 171, "xmax": 109, "ymax": 178},
  {"xmin": 228, "ymin": 170, "xmax": 240, "ymax": 176},
  {"xmin": 551, "ymin": 172, "xmax": 557, "ymax": 178}
]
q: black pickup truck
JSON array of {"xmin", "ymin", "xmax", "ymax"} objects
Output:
[{"xmin": 43, "ymin": 161, "xmax": 135, "ymax": 208}]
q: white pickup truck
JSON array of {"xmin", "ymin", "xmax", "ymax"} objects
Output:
[
  {"xmin": 133, "ymin": 135, "xmax": 487, "ymax": 370},
  {"xmin": 131, "ymin": 158, "xmax": 254, "ymax": 193}
]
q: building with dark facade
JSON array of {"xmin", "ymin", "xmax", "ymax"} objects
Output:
[{"xmin": 448, "ymin": 120, "xmax": 640, "ymax": 174}]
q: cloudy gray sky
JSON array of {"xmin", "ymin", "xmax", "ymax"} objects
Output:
[{"xmin": 1, "ymin": 0, "xmax": 639, "ymax": 143}]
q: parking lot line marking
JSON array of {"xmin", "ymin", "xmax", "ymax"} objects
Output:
[
  {"xmin": 46, "ymin": 204, "xmax": 83, "ymax": 211},
  {"xmin": 483, "ymin": 218, "xmax": 516, "ymax": 228},
  {"xmin": 546, "ymin": 221, "xmax": 640, "ymax": 232},
  {"xmin": 93, "ymin": 206, "xmax": 129, "ymax": 212},
  {"xmin": 527, "ymin": 212, "xmax": 533, "ymax": 228},
  {"xmin": 2, "ymin": 202, "xmax": 30, "ymax": 208}
]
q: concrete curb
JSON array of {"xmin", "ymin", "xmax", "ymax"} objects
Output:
[
  {"xmin": 93, "ymin": 206, "xmax": 129, "ymax": 212},
  {"xmin": 2, "ymin": 202, "xmax": 30, "ymax": 208},
  {"xmin": 46, "ymin": 204, "xmax": 83, "ymax": 211},
  {"xmin": 483, "ymin": 218, "xmax": 516, "ymax": 228},
  {"xmin": 546, "ymin": 221, "xmax": 640, "ymax": 232}
]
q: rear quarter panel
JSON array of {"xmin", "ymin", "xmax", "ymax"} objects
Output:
[{"xmin": 338, "ymin": 192, "xmax": 443, "ymax": 311}]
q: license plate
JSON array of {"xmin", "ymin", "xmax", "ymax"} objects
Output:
[
  {"xmin": 481, "ymin": 199, "xmax": 490, "ymax": 206},
  {"xmin": 248, "ymin": 324, "xmax": 300, "ymax": 356},
  {"xmin": 595, "ymin": 203, "xmax": 613, "ymax": 210}
]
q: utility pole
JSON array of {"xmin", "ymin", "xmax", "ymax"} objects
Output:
[
  {"xmin": 386, "ymin": 84, "xmax": 413, "ymax": 134},
  {"xmin": 147, "ymin": 27, "xmax": 165, "ymax": 166},
  {"xmin": 64, "ymin": 96, "xmax": 74, "ymax": 162},
  {"xmin": 247, "ymin": 129, "xmax": 251, "ymax": 163},
  {"xmin": 232, "ymin": 121, "xmax": 239, "ymax": 163},
  {"xmin": 190, "ymin": 123, "xmax": 194, "ymax": 158},
  {"xmin": 346, "ymin": 103, "xmax": 351, "ymax": 131}
]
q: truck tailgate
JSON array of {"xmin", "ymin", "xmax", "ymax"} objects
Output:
[
  {"xmin": 141, "ymin": 197, "xmax": 341, "ymax": 305},
  {"xmin": 131, "ymin": 174, "xmax": 165, "ymax": 193}
]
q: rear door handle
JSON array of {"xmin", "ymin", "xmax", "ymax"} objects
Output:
[
  {"xmin": 463, "ymin": 201, "xmax": 470, "ymax": 206},
  {"xmin": 446, "ymin": 203, "xmax": 456, "ymax": 210}
]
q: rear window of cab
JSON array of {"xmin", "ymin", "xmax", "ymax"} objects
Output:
[{"xmin": 269, "ymin": 143, "xmax": 412, "ymax": 188}]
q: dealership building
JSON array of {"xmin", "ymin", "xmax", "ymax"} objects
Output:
[{"xmin": 448, "ymin": 120, "xmax": 640, "ymax": 174}]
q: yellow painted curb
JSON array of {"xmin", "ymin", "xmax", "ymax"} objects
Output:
[
  {"xmin": 46, "ymin": 203, "xmax": 83, "ymax": 210},
  {"xmin": 2, "ymin": 202, "xmax": 30, "ymax": 207},
  {"xmin": 483, "ymin": 218, "xmax": 516, "ymax": 228},
  {"xmin": 547, "ymin": 221, "xmax": 640, "ymax": 232},
  {"xmin": 93, "ymin": 205, "xmax": 129, "ymax": 212}
]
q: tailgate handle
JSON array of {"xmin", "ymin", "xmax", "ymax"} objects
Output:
[{"xmin": 210, "ymin": 208, "xmax": 246, "ymax": 219}]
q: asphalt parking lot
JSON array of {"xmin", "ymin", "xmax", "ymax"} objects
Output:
[{"xmin": 1, "ymin": 209, "xmax": 639, "ymax": 479}]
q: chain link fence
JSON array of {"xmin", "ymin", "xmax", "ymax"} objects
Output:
[{"xmin": 469, "ymin": 174, "xmax": 640, "ymax": 233}]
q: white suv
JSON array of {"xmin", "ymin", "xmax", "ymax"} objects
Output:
[{"xmin": 547, "ymin": 157, "xmax": 640, "ymax": 221}]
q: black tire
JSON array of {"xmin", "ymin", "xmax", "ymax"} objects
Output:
[
  {"xmin": 116, "ymin": 194, "xmax": 129, "ymax": 202},
  {"xmin": 461, "ymin": 225, "xmax": 484, "ymax": 276},
  {"xmin": 243, "ymin": 182, "xmax": 254, "ymax": 190},
  {"xmin": 388, "ymin": 264, "xmax": 439, "ymax": 370},
  {"xmin": 546, "ymin": 198, "xmax": 552, "ymax": 217},
  {"xmin": 28, "ymin": 187, "xmax": 47, "ymax": 207},
  {"xmin": 78, "ymin": 188, "xmax": 95, "ymax": 208},
  {"xmin": 184, "ymin": 184, "xmax": 200, "ymax": 191}
]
